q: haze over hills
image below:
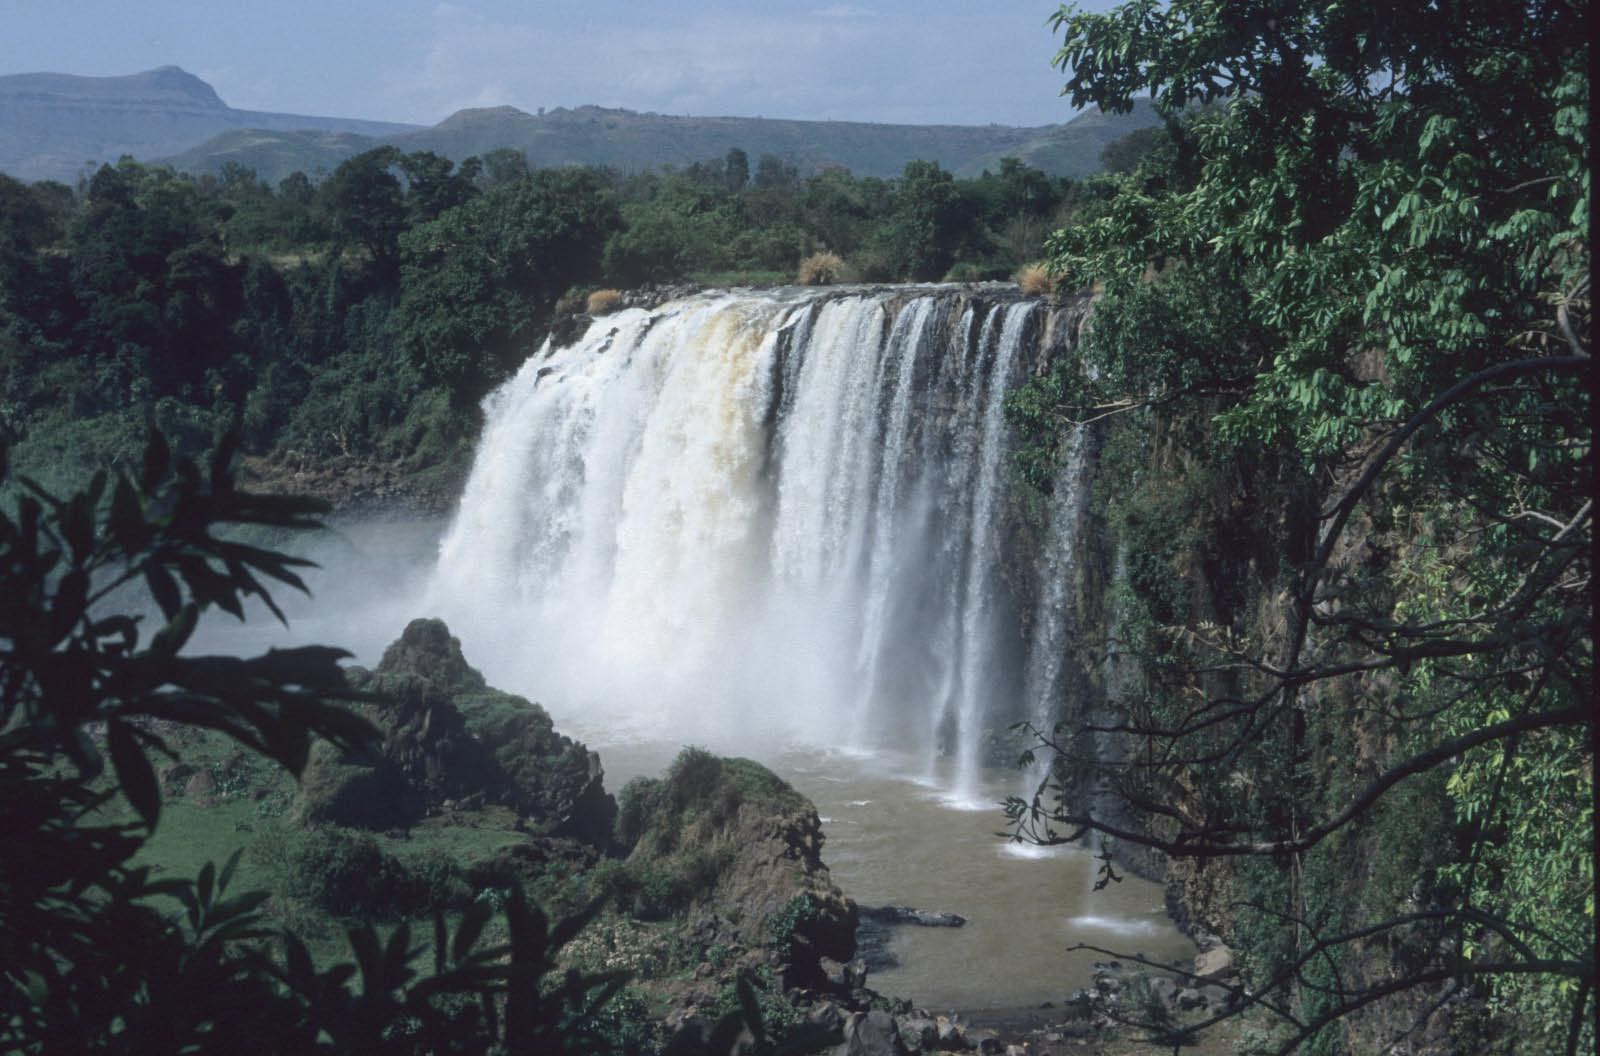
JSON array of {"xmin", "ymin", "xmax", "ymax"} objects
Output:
[
  {"xmin": 0, "ymin": 66, "xmax": 1160, "ymax": 185},
  {"xmin": 0, "ymin": 66, "xmax": 417, "ymax": 183}
]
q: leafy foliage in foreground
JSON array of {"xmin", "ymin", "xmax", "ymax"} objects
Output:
[
  {"xmin": 1008, "ymin": 1, "xmax": 1591, "ymax": 1052},
  {"xmin": 0, "ymin": 432, "xmax": 633, "ymax": 1053}
]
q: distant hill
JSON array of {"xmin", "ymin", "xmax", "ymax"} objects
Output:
[
  {"xmin": 397, "ymin": 104, "xmax": 1056, "ymax": 180},
  {"xmin": 954, "ymin": 103, "xmax": 1163, "ymax": 179},
  {"xmin": 0, "ymin": 66, "xmax": 417, "ymax": 183},
  {"xmin": 1, "ymin": 66, "xmax": 1160, "ymax": 185},
  {"xmin": 165, "ymin": 99, "xmax": 1161, "ymax": 184}
]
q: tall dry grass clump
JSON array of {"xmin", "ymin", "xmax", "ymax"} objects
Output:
[
  {"xmin": 586, "ymin": 288, "xmax": 624, "ymax": 315},
  {"xmin": 1014, "ymin": 263, "xmax": 1056, "ymax": 297},
  {"xmin": 796, "ymin": 252, "xmax": 845, "ymax": 286}
]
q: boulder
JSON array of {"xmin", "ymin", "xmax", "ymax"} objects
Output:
[
  {"xmin": 1149, "ymin": 975, "xmax": 1181, "ymax": 1006},
  {"xmin": 898, "ymin": 1017, "xmax": 939, "ymax": 1053},
  {"xmin": 935, "ymin": 1017, "xmax": 971, "ymax": 1051},
  {"xmin": 859, "ymin": 905, "xmax": 967, "ymax": 927},
  {"xmin": 965, "ymin": 1030, "xmax": 1002, "ymax": 1054},
  {"xmin": 161, "ymin": 762, "xmax": 197, "ymax": 795},
  {"xmin": 819, "ymin": 956, "xmax": 870, "ymax": 993},
  {"xmin": 838, "ymin": 1010, "xmax": 900, "ymax": 1056},
  {"xmin": 183, "ymin": 769, "xmax": 217, "ymax": 801},
  {"xmin": 809, "ymin": 1002, "xmax": 848, "ymax": 1036},
  {"xmin": 1193, "ymin": 944, "xmax": 1236, "ymax": 980}
]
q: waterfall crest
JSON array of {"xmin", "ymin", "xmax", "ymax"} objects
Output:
[{"xmin": 426, "ymin": 286, "xmax": 1081, "ymax": 798}]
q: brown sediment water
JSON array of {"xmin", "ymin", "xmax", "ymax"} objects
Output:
[
  {"xmin": 594, "ymin": 739, "xmax": 1194, "ymax": 1012},
  {"xmin": 186, "ymin": 509, "xmax": 1195, "ymax": 1013}
]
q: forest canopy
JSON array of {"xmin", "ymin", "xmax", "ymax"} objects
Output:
[
  {"xmin": 0, "ymin": 146, "xmax": 1086, "ymax": 494},
  {"xmin": 1006, "ymin": 0, "xmax": 1591, "ymax": 1052}
]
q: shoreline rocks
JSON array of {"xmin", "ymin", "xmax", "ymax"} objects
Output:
[{"xmin": 859, "ymin": 905, "xmax": 968, "ymax": 928}]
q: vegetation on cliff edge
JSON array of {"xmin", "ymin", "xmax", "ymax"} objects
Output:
[{"xmin": 1008, "ymin": 1, "xmax": 1590, "ymax": 1052}]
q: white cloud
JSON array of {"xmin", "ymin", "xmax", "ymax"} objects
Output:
[
  {"xmin": 370, "ymin": 2, "xmax": 1073, "ymax": 127},
  {"xmin": 809, "ymin": 4, "xmax": 875, "ymax": 18}
]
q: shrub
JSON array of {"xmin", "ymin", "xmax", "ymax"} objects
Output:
[
  {"xmin": 1015, "ymin": 262, "xmax": 1056, "ymax": 297},
  {"xmin": 553, "ymin": 285, "xmax": 592, "ymax": 318},
  {"xmin": 586, "ymin": 288, "xmax": 624, "ymax": 315},
  {"xmin": 942, "ymin": 261, "xmax": 986, "ymax": 283},
  {"xmin": 402, "ymin": 848, "xmax": 470, "ymax": 913},
  {"xmin": 765, "ymin": 894, "xmax": 820, "ymax": 963},
  {"xmin": 614, "ymin": 776, "xmax": 665, "ymax": 850},
  {"xmin": 849, "ymin": 246, "xmax": 898, "ymax": 283},
  {"xmin": 587, "ymin": 987, "xmax": 663, "ymax": 1055},
  {"xmin": 664, "ymin": 745, "xmax": 726, "ymax": 811},
  {"xmin": 266, "ymin": 826, "xmax": 415, "ymax": 918},
  {"xmin": 796, "ymin": 252, "xmax": 844, "ymax": 286}
]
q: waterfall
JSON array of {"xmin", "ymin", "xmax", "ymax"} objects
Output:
[
  {"xmin": 425, "ymin": 286, "xmax": 1064, "ymax": 800},
  {"xmin": 1019, "ymin": 424, "xmax": 1089, "ymax": 792}
]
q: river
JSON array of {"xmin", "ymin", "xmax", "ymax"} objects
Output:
[{"xmin": 195, "ymin": 511, "xmax": 1193, "ymax": 1013}]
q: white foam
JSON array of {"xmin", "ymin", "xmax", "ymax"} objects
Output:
[
  {"xmin": 1066, "ymin": 915, "xmax": 1163, "ymax": 937},
  {"xmin": 999, "ymin": 841, "xmax": 1070, "ymax": 860}
]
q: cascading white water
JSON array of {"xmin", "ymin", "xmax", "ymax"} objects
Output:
[
  {"xmin": 425, "ymin": 286, "xmax": 1073, "ymax": 801},
  {"xmin": 1019, "ymin": 424, "xmax": 1089, "ymax": 792}
]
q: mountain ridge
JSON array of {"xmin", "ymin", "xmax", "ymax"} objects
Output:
[
  {"xmin": 1, "ymin": 66, "xmax": 1159, "ymax": 184},
  {"xmin": 0, "ymin": 66, "xmax": 418, "ymax": 183}
]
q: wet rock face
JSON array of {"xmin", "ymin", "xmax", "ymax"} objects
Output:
[{"xmin": 295, "ymin": 618, "xmax": 616, "ymax": 843}]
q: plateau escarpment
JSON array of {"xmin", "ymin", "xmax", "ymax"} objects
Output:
[
  {"xmin": 0, "ymin": 66, "xmax": 415, "ymax": 183},
  {"xmin": 0, "ymin": 65, "xmax": 1160, "ymax": 184}
]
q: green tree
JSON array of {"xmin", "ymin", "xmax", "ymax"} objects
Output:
[
  {"xmin": 881, "ymin": 160, "xmax": 966, "ymax": 280},
  {"xmin": 394, "ymin": 168, "xmax": 621, "ymax": 397},
  {"xmin": 753, "ymin": 153, "xmax": 799, "ymax": 191},
  {"xmin": 0, "ymin": 431, "xmax": 634, "ymax": 1053},
  {"xmin": 397, "ymin": 150, "xmax": 479, "ymax": 226},
  {"xmin": 475, "ymin": 147, "xmax": 531, "ymax": 189},
  {"xmin": 1009, "ymin": 1, "xmax": 1591, "ymax": 1052},
  {"xmin": 1096, "ymin": 125, "xmax": 1168, "ymax": 175},
  {"xmin": 319, "ymin": 147, "xmax": 407, "ymax": 282},
  {"xmin": 724, "ymin": 147, "xmax": 750, "ymax": 193}
]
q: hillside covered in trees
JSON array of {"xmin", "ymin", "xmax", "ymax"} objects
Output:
[
  {"xmin": 1001, "ymin": 0, "xmax": 1591, "ymax": 1052},
  {"xmin": 0, "ymin": 144, "xmax": 1097, "ymax": 498}
]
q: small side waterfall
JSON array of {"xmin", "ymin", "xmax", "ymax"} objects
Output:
[
  {"xmin": 425, "ymin": 286, "xmax": 1088, "ymax": 801},
  {"xmin": 1019, "ymin": 425, "xmax": 1089, "ymax": 790}
]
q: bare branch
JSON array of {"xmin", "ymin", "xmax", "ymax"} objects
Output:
[{"xmin": 1034, "ymin": 707, "xmax": 1589, "ymax": 858}]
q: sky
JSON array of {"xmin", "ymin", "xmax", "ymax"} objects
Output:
[{"xmin": 0, "ymin": 1, "xmax": 1118, "ymax": 128}]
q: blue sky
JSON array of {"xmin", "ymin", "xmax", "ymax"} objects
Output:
[{"xmin": 1, "ymin": 1, "xmax": 1118, "ymax": 127}]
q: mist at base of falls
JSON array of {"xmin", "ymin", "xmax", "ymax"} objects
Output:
[{"xmin": 191, "ymin": 284, "xmax": 1194, "ymax": 1008}]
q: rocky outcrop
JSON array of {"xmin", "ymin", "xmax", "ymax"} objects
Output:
[
  {"xmin": 616, "ymin": 748, "xmax": 857, "ymax": 987},
  {"xmin": 238, "ymin": 452, "xmax": 469, "ymax": 516},
  {"xmin": 294, "ymin": 618, "xmax": 616, "ymax": 844},
  {"xmin": 858, "ymin": 905, "xmax": 967, "ymax": 928}
]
